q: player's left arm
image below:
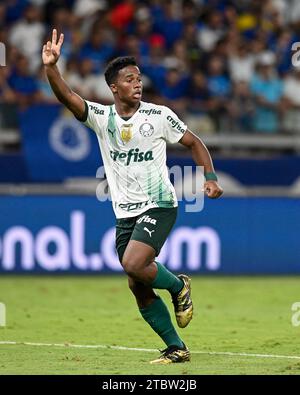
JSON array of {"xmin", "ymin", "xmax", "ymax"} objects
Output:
[{"xmin": 179, "ymin": 129, "xmax": 223, "ymax": 199}]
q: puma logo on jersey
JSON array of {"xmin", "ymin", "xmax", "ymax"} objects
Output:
[
  {"xmin": 144, "ymin": 227, "xmax": 155, "ymax": 237},
  {"xmin": 137, "ymin": 215, "xmax": 157, "ymax": 225},
  {"xmin": 108, "ymin": 128, "xmax": 115, "ymax": 137}
]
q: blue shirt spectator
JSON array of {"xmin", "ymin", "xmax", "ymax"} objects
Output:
[
  {"xmin": 187, "ymin": 71, "xmax": 211, "ymax": 115},
  {"xmin": 141, "ymin": 60, "xmax": 167, "ymax": 90},
  {"xmin": 207, "ymin": 75, "xmax": 231, "ymax": 97},
  {"xmin": 250, "ymin": 54, "xmax": 283, "ymax": 133},
  {"xmin": 152, "ymin": 1, "xmax": 183, "ymax": 49},
  {"xmin": 158, "ymin": 69, "xmax": 189, "ymax": 100},
  {"xmin": 5, "ymin": 0, "xmax": 29, "ymax": 25},
  {"xmin": 206, "ymin": 56, "xmax": 231, "ymax": 98},
  {"xmin": 8, "ymin": 55, "xmax": 37, "ymax": 95},
  {"xmin": 79, "ymin": 29, "xmax": 114, "ymax": 73},
  {"xmin": 8, "ymin": 72, "xmax": 37, "ymax": 95}
]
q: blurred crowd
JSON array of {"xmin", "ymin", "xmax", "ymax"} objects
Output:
[{"xmin": 1, "ymin": 0, "xmax": 300, "ymax": 134}]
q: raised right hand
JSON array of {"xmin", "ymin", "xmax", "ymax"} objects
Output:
[{"xmin": 42, "ymin": 29, "xmax": 64, "ymax": 66}]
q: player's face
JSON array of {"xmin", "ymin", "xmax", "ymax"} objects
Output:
[{"xmin": 112, "ymin": 65, "xmax": 143, "ymax": 104}]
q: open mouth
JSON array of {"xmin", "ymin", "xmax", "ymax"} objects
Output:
[{"xmin": 133, "ymin": 91, "xmax": 142, "ymax": 98}]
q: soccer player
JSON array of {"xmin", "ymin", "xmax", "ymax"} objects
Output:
[{"xmin": 43, "ymin": 29, "xmax": 223, "ymax": 364}]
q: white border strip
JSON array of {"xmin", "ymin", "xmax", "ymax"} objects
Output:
[{"xmin": 0, "ymin": 341, "xmax": 300, "ymax": 360}]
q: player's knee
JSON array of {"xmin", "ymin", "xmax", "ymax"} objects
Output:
[
  {"xmin": 122, "ymin": 256, "xmax": 144, "ymax": 278},
  {"xmin": 122, "ymin": 257, "xmax": 137, "ymax": 277}
]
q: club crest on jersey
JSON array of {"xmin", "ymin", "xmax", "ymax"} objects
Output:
[
  {"xmin": 139, "ymin": 122, "xmax": 154, "ymax": 137},
  {"xmin": 121, "ymin": 124, "xmax": 133, "ymax": 143}
]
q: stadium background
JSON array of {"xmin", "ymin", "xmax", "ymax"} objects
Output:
[{"xmin": 0, "ymin": 0, "xmax": 299, "ymax": 274}]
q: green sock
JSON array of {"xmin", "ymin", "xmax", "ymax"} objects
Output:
[
  {"xmin": 151, "ymin": 262, "xmax": 183, "ymax": 294},
  {"xmin": 139, "ymin": 296, "xmax": 184, "ymax": 348}
]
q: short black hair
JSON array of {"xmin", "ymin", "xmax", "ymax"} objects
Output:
[{"xmin": 104, "ymin": 56, "xmax": 138, "ymax": 86}]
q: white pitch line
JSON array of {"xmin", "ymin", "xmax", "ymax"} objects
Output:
[
  {"xmin": 0, "ymin": 341, "xmax": 300, "ymax": 361},
  {"xmin": 193, "ymin": 350, "xmax": 300, "ymax": 360},
  {"xmin": 0, "ymin": 341, "xmax": 157, "ymax": 353}
]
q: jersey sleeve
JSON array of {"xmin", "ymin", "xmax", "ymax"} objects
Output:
[
  {"xmin": 162, "ymin": 106, "xmax": 187, "ymax": 144},
  {"xmin": 78, "ymin": 100, "xmax": 106, "ymax": 135}
]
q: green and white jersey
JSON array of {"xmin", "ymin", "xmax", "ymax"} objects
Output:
[{"xmin": 83, "ymin": 100, "xmax": 187, "ymax": 218}]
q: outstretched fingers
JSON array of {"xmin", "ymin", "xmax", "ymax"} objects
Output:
[
  {"xmin": 43, "ymin": 30, "xmax": 63, "ymax": 63},
  {"xmin": 51, "ymin": 28, "xmax": 64, "ymax": 49},
  {"xmin": 52, "ymin": 29, "xmax": 57, "ymax": 46},
  {"xmin": 57, "ymin": 33, "xmax": 64, "ymax": 48}
]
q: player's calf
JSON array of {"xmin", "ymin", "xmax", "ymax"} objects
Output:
[{"xmin": 127, "ymin": 276, "xmax": 157, "ymax": 309}]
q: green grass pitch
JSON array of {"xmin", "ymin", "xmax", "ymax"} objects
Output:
[{"xmin": 0, "ymin": 275, "xmax": 300, "ymax": 375}]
